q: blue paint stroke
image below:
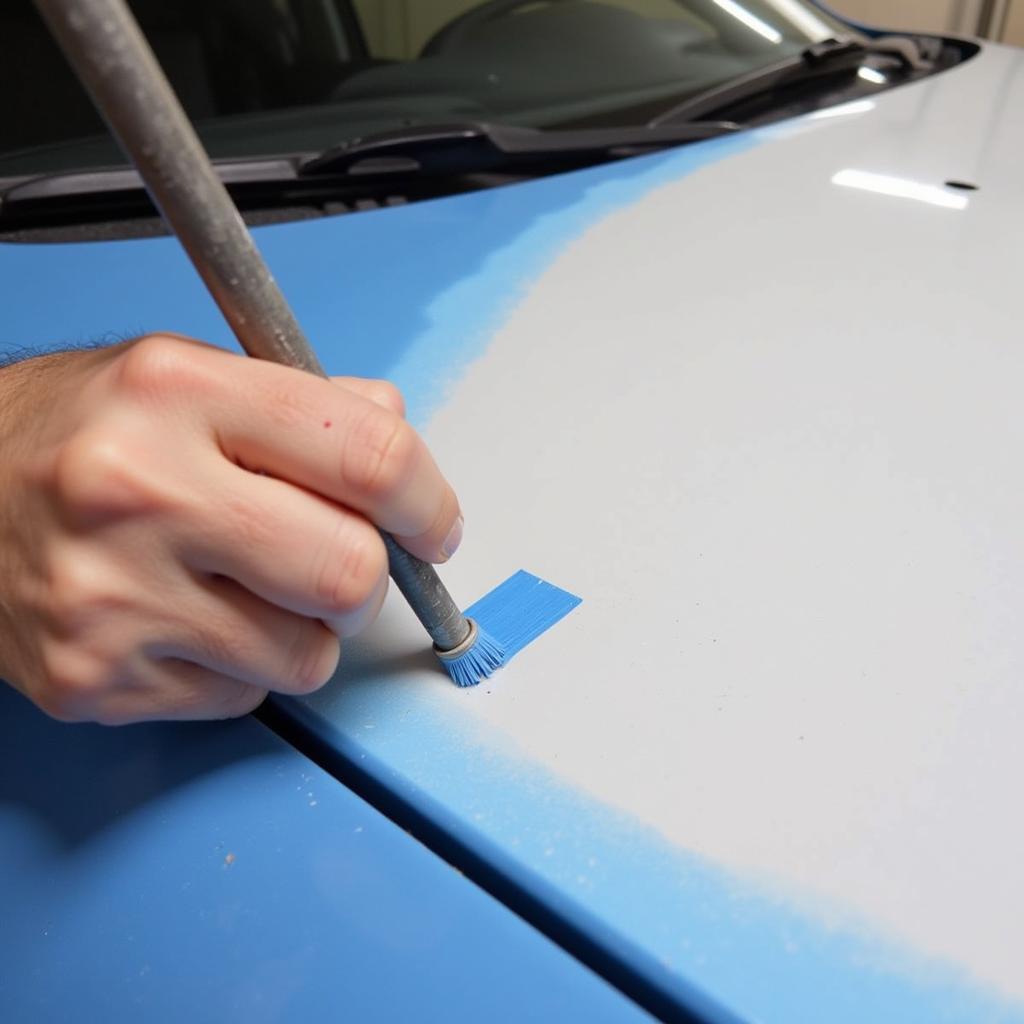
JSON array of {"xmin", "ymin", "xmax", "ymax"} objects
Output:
[{"xmin": 466, "ymin": 570, "xmax": 581, "ymax": 661}]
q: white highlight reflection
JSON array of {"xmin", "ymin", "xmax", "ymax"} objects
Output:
[
  {"xmin": 764, "ymin": 0, "xmax": 833, "ymax": 38},
  {"xmin": 857, "ymin": 65, "xmax": 887, "ymax": 85},
  {"xmin": 808, "ymin": 98, "xmax": 875, "ymax": 119},
  {"xmin": 832, "ymin": 169, "xmax": 968, "ymax": 210},
  {"xmin": 711, "ymin": 0, "xmax": 783, "ymax": 43}
]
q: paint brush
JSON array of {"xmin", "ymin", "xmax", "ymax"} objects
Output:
[{"xmin": 34, "ymin": 0, "xmax": 504, "ymax": 687}]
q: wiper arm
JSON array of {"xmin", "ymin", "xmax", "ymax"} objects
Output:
[
  {"xmin": 300, "ymin": 120, "xmax": 741, "ymax": 177},
  {"xmin": 0, "ymin": 121, "xmax": 739, "ymax": 232},
  {"xmin": 0, "ymin": 156, "xmax": 304, "ymax": 207},
  {"xmin": 649, "ymin": 36, "xmax": 931, "ymax": 127},
  {"xmin": 0, "ymin": 120, "xmax": 739, "ymax": 226}
]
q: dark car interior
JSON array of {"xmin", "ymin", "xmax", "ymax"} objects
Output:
[
  {"xmin": 3, "ymin": 0, "xmax": 383, "ymax": 155},
  {"xmin": 1, "ymin": 0, "xmax": 821, "ymax": 161}
]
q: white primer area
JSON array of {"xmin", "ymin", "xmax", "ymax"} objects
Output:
[{"xmin": 419, "ymin": 51, "xmax": 1024, "ymax": 1003}]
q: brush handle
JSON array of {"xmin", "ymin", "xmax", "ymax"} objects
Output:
[{"xmin": 35, "ymin": 0, "xmax": 471, "ymax": 653}]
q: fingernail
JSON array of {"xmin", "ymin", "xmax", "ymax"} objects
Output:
[{"xmin": 441, "ymin": 515, "xmax": 464, "ymax": 560}]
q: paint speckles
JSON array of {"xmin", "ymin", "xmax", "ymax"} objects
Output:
[
  {"xmin": 224, "ymin": 852, "xmax": 235, "ymax": 867},
  {"xmin": 294, "ymin": 772, "xmax": 319, "ymax": 806}
]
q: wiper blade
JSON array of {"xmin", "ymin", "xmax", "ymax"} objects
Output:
[
  {"xmin": 300, "ymin": 120, "xmax": 741, "ymax": 177},
  {"xmin": 0, "ymin": 121, "xmax": 739, "ymax": 233},
  {"xmin": 649, "ymin": 36, "xmax": 930, "ymax": 127},
  {"xmin": 0, "ymin": 153, "xmax": 421, "ymax": 235},
  {"xmin": 0, "ymin": 156, "xmax": 304, "ymax": 206},
  {"xmin": 0, "ymin": 120, "xmax": 738, "ymax": 225}
]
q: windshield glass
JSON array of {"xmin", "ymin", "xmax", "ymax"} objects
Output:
[{"xmin": 2, "ymin": 0, "xmax": 849, "ymax": 177}]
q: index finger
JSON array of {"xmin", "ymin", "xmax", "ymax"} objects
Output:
[{"xmin": 191, "ymin": 347, "xmax": 462, "ymax": 563}]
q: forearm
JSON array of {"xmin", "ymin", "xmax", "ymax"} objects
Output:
[{"xmin": 1, "ymin": 349, "xmax": 75, "ymax": 438}]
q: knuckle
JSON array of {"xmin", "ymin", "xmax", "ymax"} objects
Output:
[
  {"xmin": 52, "ymin": 429, "xmax": 150, "ymax": 519},
  {"xmin": 43, "ymin": 555, "xmax": 123, "ymax": 637},
  {"xmin": 34, "ymin": 644, "xmax": 111, "ymax": 722},
  {"xmin": 114, "ymin": 334, "xmax": 200, "ymax": 401},
  {"xmin": 313, "ymin": 523, "xmax": 386, "ymax": 614},
  {"xmin": 370, "ymin": 380, "xmax": 406, "ymax": 417},
  {"xmin": 343, "ymin": 409, "xmax": 417, "ymax": 502}
]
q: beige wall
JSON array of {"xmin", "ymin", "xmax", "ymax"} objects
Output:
[
  {"xmin": 827, "ymin": 0, "xmax": 980, "ymax": 33},
  {"xmin": 830, "ymin": 0, "xmax": 1024, "ymax": 39},
  {"xmin": 1004, "ymin": 0, "xmax": 1024, "ymax": 43}
]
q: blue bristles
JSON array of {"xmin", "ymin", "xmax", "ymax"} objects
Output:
[
  {"xmin": 439, "ymin": 622, "xmax": 506, "ymax": 688},
  {"xmin": 437, "ymin": 571, "xmax": 582, "ymax": 688}
]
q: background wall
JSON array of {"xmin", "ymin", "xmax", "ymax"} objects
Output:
[
  {"xmin": 827, "ymin": 0, "xmax": 981, "ymax": 33},
  {"xmin": 830, "ymin": 0, "xmax": 1024, "ymax": 41},
  {"xmin": 353, "ymin": 0, "xmax": 1024, "ymax": 58},
  {"xmin": 1006, "ymin": 0, "xmax": 1024, "ymax": 42}
]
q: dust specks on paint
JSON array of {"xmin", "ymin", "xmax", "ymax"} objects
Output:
[{"xmin": 224, "ymin": 852, "xmax": 235, "ymax": 867}]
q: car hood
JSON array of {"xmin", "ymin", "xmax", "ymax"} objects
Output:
[{"xmin": 4, "ymin": 40, "xmax": 1024, "ymax": 1024}]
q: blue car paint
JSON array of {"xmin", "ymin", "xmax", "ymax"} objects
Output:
[
  {"xmin": 284, "ymin": 689, "xmax": 1024, "ymax": 1024},
  {"xmin": 0, "ymin": 132, "xmax": 756, "ymax": 428},
  {"xmin": 3, "ymin": 127, "xmax": 1018, "ymax": 1021},
  {"xmin": 0, "ymin": 684, "xmax": 655, "ymax": 1024}
]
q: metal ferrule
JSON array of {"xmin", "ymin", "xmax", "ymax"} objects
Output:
[{"xmin": 433, "ymin": 619, "xmax": 479, "ymax": 661}]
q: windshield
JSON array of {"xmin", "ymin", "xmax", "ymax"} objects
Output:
[{"xmin": 2, "ymin": 0, "xmax": 850, "ymax": 177}]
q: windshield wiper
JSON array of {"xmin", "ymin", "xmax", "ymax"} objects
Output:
[
  {"xmin": 649, "ymin": 36, "xmax": 931, "ymax": 126},
  {"xmin": 0, "ymin": 120, "xmax": 739, "ymax": 235},
  {"xmin": 299, "ymin": 120, "xmax": 741, "ymax": 177},
  {"xmin": 0, "ymin": 156, "xmax": 303, "ymax": 207}
]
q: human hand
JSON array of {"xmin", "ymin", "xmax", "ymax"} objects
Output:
[{"xmin": 0, "ymin": 334, "xmax": 462, "ymax": 724}]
